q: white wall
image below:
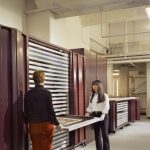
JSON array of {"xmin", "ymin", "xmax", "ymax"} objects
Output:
[
  {"xmin": 0, "ymin": 0, "xmax": 25, "ymax": 31},
  {"xmin": 50, "ymin": 15, "xmax": 90, "ymax": 49},
  {"xmin": 50, "ymin": 13, "xmax": 109, "ymax": 50},
  {"xmin": 26, "ymin": 11, "xmax": 109, "ymax": 53},
  {"xmin": 26, "ymin": 11, "xmax": 50, "ymax": 42}
]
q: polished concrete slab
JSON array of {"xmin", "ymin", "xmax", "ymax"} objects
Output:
[{"xmin": 75, "ymin": 115, "xmax": 150, "ymax": 150}]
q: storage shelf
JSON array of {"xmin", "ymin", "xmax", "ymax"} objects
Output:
[{"xmin": 109, "ymin": 98, "xmax": 140, "ymax": 133}]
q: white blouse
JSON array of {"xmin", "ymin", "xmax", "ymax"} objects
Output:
[{"xmin": 86, "ymin": 93, "xmax": 110, "ymax": 114}]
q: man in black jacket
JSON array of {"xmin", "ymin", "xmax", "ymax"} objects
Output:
[{"xmin": 24, "ymin": 70, "xmax": 61, "ymax": 150}]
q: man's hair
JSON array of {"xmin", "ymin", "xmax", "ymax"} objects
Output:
[{"xmin": 33, "ymin": 70, "xmax": 45, "ymax": 84}]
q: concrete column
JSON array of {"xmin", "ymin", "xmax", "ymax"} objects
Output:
[
  {"xmin": 120, "ymin": 66, "xmax": 129, "ymax": 96},
  {"xmin": 146, "ymin": 62, "xmax": 150, "ymax": 117},
  {"xmin": 107, "ymin": 64, "xmax": 113, "ymax": 96}
]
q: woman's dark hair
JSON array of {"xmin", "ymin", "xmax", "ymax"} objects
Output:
[{"xmin": 90, "ymin": 80, "xmax": 105, "ymax": 103}]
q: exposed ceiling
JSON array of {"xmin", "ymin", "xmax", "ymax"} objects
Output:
[{"xmin": 25, "ymin": 0, "xmax": 150, "ymax": 18}]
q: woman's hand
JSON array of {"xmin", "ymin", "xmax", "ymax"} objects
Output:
[{"xmin": 85, "ymin": 113, "xmax": 90, "ymax": 117}]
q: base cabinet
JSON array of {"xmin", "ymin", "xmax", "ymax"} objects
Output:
[
  {"xmin": 128, "ymin": 99, "xmax": 140, "ymax": 121},
  {"xmin": 109, "ymin": 98, "xmax": 140, "ymax": 133}
]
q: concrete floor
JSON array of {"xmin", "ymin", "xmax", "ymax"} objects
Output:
[{"xmin": 75, "ymin": 115, "xmax": 150, "ymax": 150}]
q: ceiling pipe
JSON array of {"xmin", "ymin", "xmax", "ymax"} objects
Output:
[{"xmin": 107, "ymin": 58, "xmax": 150, "ymax": 64}]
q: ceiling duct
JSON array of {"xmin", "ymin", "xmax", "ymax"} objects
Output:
[{"xmin": 107, "ymin": 53, "xmax": 150, "ymax": 64}]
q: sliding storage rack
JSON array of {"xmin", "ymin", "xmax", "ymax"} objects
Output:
[
  {"xmin": 28, "ymin": 37, "xmax": 70, "ymax": 150},
  {"xmin": 109, "ymin": 97, "xmax": 140, "ymax": 133},
  {"xmin": 116, "ymin": 101, "xmax": 128, "ymax": 128},
  {"xmin": 109, "ymin": 99, "xmax": 128, "ymax": 133}
]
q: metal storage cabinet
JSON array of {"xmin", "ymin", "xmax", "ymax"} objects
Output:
[
  {"xmin": 108, "ymin": 101, "xmax": 116, "ymax": 133},
  {"xmin": 69, "ymin": 52, "xmax": 85, "ymax": 146},
  {"xmin": 109, "ymin": 98, "xmax": 140, "ymax": 133},
  {"xmin": 28, "ymin": 37, "xmax": 70, "ymax": 150},
  {"xmin": 0, "ymin": 25, "xmax": 27, "ymax": 150},
  {"xmin": 109, "ymin": 100, "xmax": 128, "ymax": 133},
  {"xmin": 128, "ymin": 98, "xmax": 140, "ymax": 121},
  {"xmin": 70, "ymin": 48, "xmax": 107, "ymax": 144},
  {"xmin": 116, "ymin": 101, "xmax": 128, "ymax": 128}
]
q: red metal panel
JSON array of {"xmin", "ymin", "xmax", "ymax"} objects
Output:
[
  {"xmin": 136, "ymin": 99, "xmax": 140, "ymax": 120},
  {"xmin": 78, "ymin": 55, "xmax": 85, "ymax": 142},
  {"xmin": 73, "ymin": 53, "xmax": 79, "ymax": 115},
  {"xmin": 128, "ymin": 99, "xmax": 140, "ymax": 122},
  {"xmin": 78, "ymin": 55, "xmax": 85, "ymax": 116},
  {"xmin": 0, "ymin": 26, "xmax": 13, "ymax": 150},
  {"xmin": 72, "ymin": 53, "xmax": 79, "ymax": 144},
  {"xmin": 70, "ymin": 53, "xmax": 86, "ymax": 145},
  {"xmin": 0, "ymin": 26, "xmax": 27, "ymax": 150},
  {"xmin": 16, "ymin": 32, "xmax": 27, "ymax": 150},
  {"xmin": 69, "ymin": 52, "xmax": 74, "ymax": 115},
  {"xmin": 128, "ymin": 100, "xmax": 136, "ymax": 122},
  {"xmin": 109, "ymin": 101, "xmax": 116, "ymax": 133}
]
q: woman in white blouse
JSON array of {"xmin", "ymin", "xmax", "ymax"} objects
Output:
[{"xmin": 86, "ymin": 80, "xmax": 110, "ymax": 150}]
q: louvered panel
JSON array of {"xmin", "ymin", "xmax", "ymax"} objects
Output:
[
  {"xmin": 52, "ymin": 93, "xmax": 67, "ymax": 96},
  {"xmin": 29, "ymin": 61, "xmax": 68, "ymax": 71},
  {"xmin": 28, "ymin": 39, "xmax": 69, "ymax": 150},
  {"xmin": 116, "ymin": 101, "xmax": 128, "ymax": 128},
  {"xmin": 29, "ymin": 63, "xmax": 68, "ymax": 75},
  {"xmin": 53, "ymin": 96, "xmax": 68, "ymax": 100},
  {"xmin": 29, "ymin": 75, "xmax": 69, "ymax": 82},
  {"xmin": 29, "ymin": 53, "xmax": 68, "ymax": 68},
  {"xmin": 29, "ymin": 81, "xmax": 68, "ymax": 89},
  {"xmin": 29, "ymin": 70, "xmax": 68, "ymax": 78},
  {"xmin": 29, "ymin": 47, "xmax": 68, "ymax": 64},
  {"xmin": 53, "ymin": 104, "xmax": 69, "ymax": 108},
  {"xmin": 29, "ymin": 42, "xmax": 68, "ymax": 57}
]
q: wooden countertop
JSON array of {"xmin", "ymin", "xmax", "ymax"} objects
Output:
[{"xmin": 109, "ymin": 97, "xmax": 138, "ymax": 102}]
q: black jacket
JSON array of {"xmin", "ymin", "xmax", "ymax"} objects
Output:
[{"xmin": 24, "ymin": 85, "xmax": 59, "ymax": 125}]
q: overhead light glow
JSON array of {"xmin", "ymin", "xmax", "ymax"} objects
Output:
[
  {"xmin": 113, "ymin": 70, "xmax": 119, "ymax": 72},
  {"xmin": 145, "ymin": 7, "xmax": 150, "ymax": 19},
  {"xmin": 113, "ymin": 73, "xmax": 120, "ymax": 76}
]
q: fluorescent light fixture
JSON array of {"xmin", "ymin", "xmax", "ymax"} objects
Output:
[
  {"xmin": 113, "ymin": 73, "xmax": 120, "ymax": 76},
  {"xmin": 145, "ymin": 7, "xmax": 150, "ymax": 19},
  {"xmin": 113, "ymin": 69, "xmax": 119, "ymax": 72}
]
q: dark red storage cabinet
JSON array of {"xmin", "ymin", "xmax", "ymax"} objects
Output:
[
  {"xmin": 70, "ymin": 48, "xmax": 107, "ymax": 144},
  {"xmin": 128, "ymin": 99, "xmax": 140, "ymax": 122},
  {"xmin": 0, "ymin": 25, "xmax": 27, "ymax": 150},
  {"xmin": 108, "ymin": 101, "xmax": 116, "ymax": 133},
  {"xmin": 109, "ymin": 98, "xmax": 140, "ymax": 133},
  {"xmin": 69, "ymin": 52, "xmax": 85, "ymax": 146},
  {"xmin": 0, "ymin": 25, "xmax": 107, "ymax": 149}
]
